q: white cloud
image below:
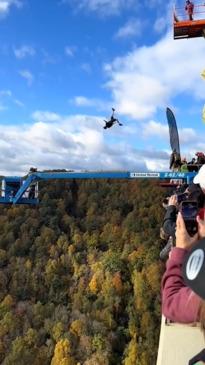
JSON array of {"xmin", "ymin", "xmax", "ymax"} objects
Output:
[
  {"xmin": 41, "ymin": 49, "xmax": 58, "ymax": 65},
  {"xmin": 153, "ymin": 16, "xmax": 167, "ymax": 33},
  {"xmin": 71, "ymin": 96, "xmax": 109, "ymax": 110},
  {"xmin": 153, "ymin": 0, "xmax": 173, "ymax": 34},
  {"xmin": 104, "ymin": 32, "xmax": 205, "ymax": 119},
  {"xmin": 142, "ymin": 120, "xmax": 197, "ymax": 145},
  {"xmin": 65, "ymin": 46, "xmax": 77, "ymax": 57},
  {"xmin": 0, "ymin": 90, "xmax": 17, "ymax": 112},
  {"xmin": 32, "ymin": 111, "xmax": 61, "ymax": 123},
  {"xmin": 0, "ymin": 110, "xmax": 203, "ymax": 175},
  {"xmin": 14, "ymin": 45, "xmax": 35, "ymax": 59},
  {"xmin": 142, "ymin": 120, "xmax": 168, "ymax": 139},
  {"xmin": 0, "ymin": 111, "xmax": 171, "ymax": 175},
  {"xmin": 81, "ymin": 63, "xmax": 92, "ymax": 74},
  {"xmin": 0, "ymin": 89, "xmax": 12, "ymax": 97},
  {"xmin": 0, "ymin": 103, "xmax": 7, "ymax": 111},
  {"xmin": 73, "ymin": 96, "xmax": 94, "ymax": 107},
  {"xmin": 19, "ymin": 70, "xmax": 34, "ymax": 86},
  {"xmin": 179, "ymin": 128, "xmax": 197, "ymax": 144},
  {"xmin": 63, "ymin": 0, "xmax": 135, "ymax": 16},
  {"xmin": 0, "ymin": 89, "xmax": 24, "ymax": 110},
  {"xmin": 14, "ymin": 99, "xmax": 24, "ymax": 107},
  {"xmin": 141, "ymin": 119, "xmax": 200, "ymax": 163},
  {"xmin": 115, "ymin": 18, "xmax": 142, "ymax": 39},
  {"xmin": 0, "ymin": 0, "xmax": 22, "ymax": 17}
]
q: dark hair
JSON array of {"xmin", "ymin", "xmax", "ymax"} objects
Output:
[
  {"xmin": 187, "ymin": 184, "xmax": 205, "ymax": 208},
  {"xmin": 189, "ymin": 191, "xmax": 205, "ymax": 208}
]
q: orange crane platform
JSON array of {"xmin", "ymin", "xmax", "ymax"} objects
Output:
[
  {"xmin": 174, "ymin": 18, "xmax": 205, "ymax": 39},
  {"xmin": 174, "ymin": 3, "xmax": 205, "ymax": 39}
]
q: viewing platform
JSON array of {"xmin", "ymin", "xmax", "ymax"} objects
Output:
[{"xmin": 174, "ymin": 3, "xmax": 205, "ymax": 39}]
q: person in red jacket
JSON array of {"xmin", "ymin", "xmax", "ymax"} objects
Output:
[
  {"xmin": 161, "ymin": 211, "xmax": 205, "ymax": 323},
  {"xmin": 183, "ymin": 234, "xmax": 205, "ymax": 364},
  {"xmin": 185, "ymin": 0, "xmax": 194, "ymax": 21},
  {"xmin": 162, "ymin": 210, "xmax": 205, "ymax": 363}
]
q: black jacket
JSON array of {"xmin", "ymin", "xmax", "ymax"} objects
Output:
[
  {"xmin": 162, "ymin": 205, "xmax": 177, "ymax": 238},
  {"xmin": 188, "ymin": 183, "xmax": 205, "ymax": 208}
]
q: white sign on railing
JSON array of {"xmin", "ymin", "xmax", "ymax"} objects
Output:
[{"xmin": 130, "ymin": 172, "xmax": 160, "ymax": 178}]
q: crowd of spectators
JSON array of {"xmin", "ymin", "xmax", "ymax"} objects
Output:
[{"xmin": 170, "ymin": 151, "xmax": 205, "ymax": 172}]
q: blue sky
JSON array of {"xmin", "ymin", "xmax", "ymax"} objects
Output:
[{"xmin": 0, "ymin": 0, "xmax": 205, "ymax": 175}]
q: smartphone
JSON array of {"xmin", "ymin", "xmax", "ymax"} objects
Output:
[
  {"xmin": 177, "ymin": 192, "xmax": 189, "ymax": 204},
  {"xmin": 180, "ymin": 201, "xmax": 198, "ymax": 236}
]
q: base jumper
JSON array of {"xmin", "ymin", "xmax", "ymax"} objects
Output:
[{"xmin": 103, "ymin": 108, "xmax": 123, "ymax": 129}]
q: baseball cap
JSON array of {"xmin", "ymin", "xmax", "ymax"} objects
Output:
[
  {"xmin": 193, "ymin": 165, "xmax": 205, "ymax": 189},
  {"xmin": 182, "ymin": 238, "xmax": 205, "ymax": 300}
]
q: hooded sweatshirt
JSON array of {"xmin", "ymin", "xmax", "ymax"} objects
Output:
[{"xmin": 162, "ymin": 247, "xmax": 201, "ymax": 323}]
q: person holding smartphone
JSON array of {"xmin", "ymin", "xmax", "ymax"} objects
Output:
[
  {"xmin": 162, "ymin": 164, "xmax": 205, "ymax": 243},
  {"xmin": 161, "ymin": 212, "xmax": 205, "ymax": 364},
  {"xmin": 162, "ymin": 211, "xmax": 205, "ymax": 323},
  {"xmin": 160, "ymin": 182, "xmax": 205, "ymax": 259}
]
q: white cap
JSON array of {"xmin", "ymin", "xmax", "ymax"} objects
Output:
[{"xmin": 193, "ymin": 165, "xmax": 205, "ymax": 189}]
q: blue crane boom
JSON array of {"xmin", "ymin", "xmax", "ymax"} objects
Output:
[{"xmin": 0, "ymin": 170, "xmax": 197, "ymax": 205}]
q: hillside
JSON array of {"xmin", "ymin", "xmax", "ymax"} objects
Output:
[{"xmin": 0, "ymin": 179, "xmax": 165, "ymax": 365}]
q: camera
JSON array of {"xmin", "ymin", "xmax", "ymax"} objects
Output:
[
  {"xmin": 180, "ymin": 200, "xmax": 198, "ymax": 236},
  {"xmin": 162, "ymin": 191, "xmax": 189, "ymax": 207},
  {"xmin": 177, "ymin": 192, "xmax": 189, "ymax": 204}
]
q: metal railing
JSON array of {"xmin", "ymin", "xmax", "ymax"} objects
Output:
[{"xmin": 174, "ymin": 3, "xmax": 205, "ymax": 21}]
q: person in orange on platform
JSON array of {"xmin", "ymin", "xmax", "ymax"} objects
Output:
[{"xmin": 185, "ymin": 0, "xmax": 194, "ymax": 21}]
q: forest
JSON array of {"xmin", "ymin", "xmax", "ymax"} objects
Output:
[{"xmin": 0, "ymin": 178, "xmax": 166, "ymax": 365}]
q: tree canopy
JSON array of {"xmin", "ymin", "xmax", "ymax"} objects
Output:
[{"xmin": 0, "ymin": 178, "xmax": 165, "ymax": 364}]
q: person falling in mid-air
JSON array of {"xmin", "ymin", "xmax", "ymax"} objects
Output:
[{"xmin": 103, "ymin": 108, "xmax": 123, "ymax": 129}]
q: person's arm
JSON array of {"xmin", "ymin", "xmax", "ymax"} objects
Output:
[
  {"xmin": 163, "ymin": 210, "xmax": 176, "ymax": 237},
  {"xmin": 162, "ymin": 247, "xmax": 201, "ymax": 323},
  {"xmin": 161, "ymin": 212, "xmax": 201, "ymax": 323},
  {"xmin": 162, "ymin": 195, "xmax": 177, "ymax": 237},
  {"xmin": 163, "ymin": 204, "xmax": 177, "ymax": 222}
]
